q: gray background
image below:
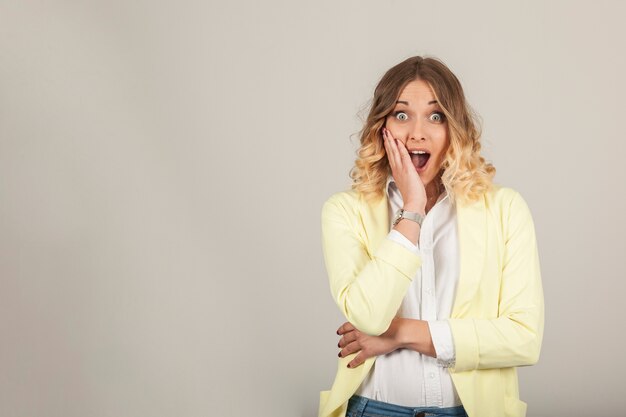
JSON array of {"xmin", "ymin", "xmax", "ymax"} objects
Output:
[{"xmin": 1, "ymin": 1, "xmax": 625, "ymax": 416}]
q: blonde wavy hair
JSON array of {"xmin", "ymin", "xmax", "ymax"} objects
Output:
[{"xmin": 349, "ymin": 55, "xmax": 496, "ymax": 206}]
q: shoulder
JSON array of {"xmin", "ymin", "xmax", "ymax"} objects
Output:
[
  {"xmin": 485, "ymin": 183, "xmax": 530, "ymax": 210},
  {"xmin": 323, "ymin": 189, "xmax": 361, "ymax": 207},
  {"xmin": 321, "ymin": 188, "xmax": 364, "ymax": 216},
  {"xmin": 320, "ymin": 190, "xmax": 364, "ymax": 234},
  {"xmin": 485, "ymin": 183, "xmax": 536, "ymax": 231},
  {"xmin": 321, "ymin": 188, "xmax": 387, "ymax": 230}
]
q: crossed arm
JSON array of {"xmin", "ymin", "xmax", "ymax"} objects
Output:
[{"xmin": 336, "ymin": 317, "xmax": 435, "ymax": 368}]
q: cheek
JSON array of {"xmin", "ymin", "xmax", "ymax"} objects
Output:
[
  {"xmin": 439, "ymin": 140, "xmax": 450, "ymax": 158},
  {"xmin": 385, "ymin": 117, "xmax": 397, "ymax": 130},
  {"xmin": 431, "ymin": 131, "xmax": 450, "ymax": 158}
]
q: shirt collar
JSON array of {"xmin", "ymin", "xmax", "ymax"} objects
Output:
[{"xmin": 385, "ymin": 174, "xmax": 395, "ymax": 199}]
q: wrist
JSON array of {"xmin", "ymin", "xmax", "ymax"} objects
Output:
[
  {"xmin": 396, "ymin": 319, "xmax": 436, "ymax": 357},
  {"xmin": 395, "ymin": 318, "xmax": 417, "ymax": 349},
  {"xmin": 403, "ymin": 203, "xmax": 425, "ymax": 215}
]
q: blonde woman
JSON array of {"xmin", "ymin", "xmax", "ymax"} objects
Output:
[{"xmin": 319, "ymin": 56, "xmax": 544, "ymax": 417}]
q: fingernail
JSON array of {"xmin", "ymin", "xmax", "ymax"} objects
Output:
[{"xmin": 336, "ymin": 329, "xmax": 340, "ymax": 335}]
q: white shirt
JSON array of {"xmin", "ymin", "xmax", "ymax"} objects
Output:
[{"xmin": 354, "ymin": 174, "xmax": 462, "ymax": 407}]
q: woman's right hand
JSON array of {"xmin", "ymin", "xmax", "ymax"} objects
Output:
[{"xmin": 382, "ymin": 127, "xmax": 427, "ymax": 214}]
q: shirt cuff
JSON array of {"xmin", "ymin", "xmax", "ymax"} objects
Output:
[
  {"xmin": 387, "ymin": 229, "xmax": 420, "ymax": 254},
  {"xmin": 427, "ymin": 320, "xmax": 456, "ymax": 368}
]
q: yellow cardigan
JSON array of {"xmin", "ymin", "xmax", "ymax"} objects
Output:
[{"xmin": 318, "ymin": 184, "xmax": 544, "ymax": 417}]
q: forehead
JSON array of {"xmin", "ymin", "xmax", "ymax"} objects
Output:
[{"xmin": 397, "ymin": 79, "xmax": 436, "ymax": 104}]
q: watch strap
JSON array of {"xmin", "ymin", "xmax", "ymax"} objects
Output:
[{"xmin": 393, "ymin": 208, "xmax": 424, "ymax": 227}]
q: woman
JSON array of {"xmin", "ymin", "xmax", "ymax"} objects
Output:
[{"xmin": 319, "ymin": 56, "xmax": 544, "ymax": 417}]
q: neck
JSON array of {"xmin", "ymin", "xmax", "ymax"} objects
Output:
[{"xmin": 426, "ymin": 177, "xmax": 442, "ymax": 201}]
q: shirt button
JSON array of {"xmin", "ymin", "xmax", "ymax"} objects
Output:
[
  {"xmin": 429, "ymin": 372, "xmax": 435, "ymax": 379},
  {"xmin": 426, "ymin": 288, "xmax": 434, "ymax": 295}
]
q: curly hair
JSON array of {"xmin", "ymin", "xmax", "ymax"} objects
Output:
[{"xmin": 348, "ymin": 55, "xmax": 496, "ymax": 206}]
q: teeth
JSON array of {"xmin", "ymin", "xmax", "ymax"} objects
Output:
[{"xmin": 410, "ymin": 150, "xmax": 427, "ymax": 155}]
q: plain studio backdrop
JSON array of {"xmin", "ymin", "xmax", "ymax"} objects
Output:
[{"xmin": 1, "ymin": 1, "xmax": 625, "ymax": 416}]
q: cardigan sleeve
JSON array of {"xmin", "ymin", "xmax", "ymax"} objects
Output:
[
  {"xmin": 321, "ymin": 194, "xmax": 422, "ymax": 336},
  {"xmin": 448, "ymin": 190, "xmax": 545, "ymax": 372}
]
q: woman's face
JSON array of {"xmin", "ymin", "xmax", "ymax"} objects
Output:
[{"xmin": 384, "ymin": 78, "xmax": 450, "ymax": 188}]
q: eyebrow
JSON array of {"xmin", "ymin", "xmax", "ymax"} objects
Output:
[{"xmin": 396, "ymin": 100, "xmax": 438, "ymax": 105}]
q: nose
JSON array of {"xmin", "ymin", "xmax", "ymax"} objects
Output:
[{"xmin": 407, "ymin": 120, "xmax": 426, "ymax": 143}]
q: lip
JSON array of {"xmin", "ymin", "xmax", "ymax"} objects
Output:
[{"xmin": 408, "ymin": 147, "xmax": 431, "ymax": 153}]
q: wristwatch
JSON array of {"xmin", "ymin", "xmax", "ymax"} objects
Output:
[{"xmin": 392, "ymin": 208, "xmax": 424, "ymax": 227}]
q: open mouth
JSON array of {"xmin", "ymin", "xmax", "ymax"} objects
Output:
[{"xmin": 410, "ymin": 152, "xmax": 431, "ymax": 170}]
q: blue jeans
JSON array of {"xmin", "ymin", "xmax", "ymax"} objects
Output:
[{"xmin": 346, "ymin": 394, "xmax": 468, "ymax": 417}]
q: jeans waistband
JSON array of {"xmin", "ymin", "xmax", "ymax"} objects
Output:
[{"xmin": 348, "ymin": 394, "xmax": 467, "ymax": 417}]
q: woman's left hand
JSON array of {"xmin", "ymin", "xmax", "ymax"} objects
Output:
[{"xmin": 336, "ymin": 317, "xmax": 404, "ymax": 368}]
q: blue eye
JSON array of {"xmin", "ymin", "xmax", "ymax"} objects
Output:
[
  {"xmin": 430, "ymin": 112, "xmax": 445, "ymax": 123},
  {"xmin": 394, "ymin": 111, "xmax": 408, "ymax": 121}
]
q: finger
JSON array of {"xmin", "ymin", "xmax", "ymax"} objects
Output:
[
  {"xmin": 382, "ymin": 129, "xmax": 397, "ymax": 171},
  {"xmin": 339, "ymin": 340, "xmax": 361, "ymax": 358},
  {"xmin": 396, "ymin": 140, "xmax": 414, "ymax": 172},
  {"xmin": 383, "ymin": 129, "xmax": 397, "ymax": 171},
  {"xmin": 337, "ymin": 321, "xmax": 354, "ymax": 335},
  {"xmin": 396, "ymin": 136, "xmax": 417, "ymax": 181},
  {"xmin": 338, "ymin": 328, "xmax": 357, "ymax": 348},
  {"xmin": 385, "ymin": 129, "xmax": 403, "ymax": 171},
  {"xmin": 347, "ymin": 351, "xmax": 366, "ymax": 368}
]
